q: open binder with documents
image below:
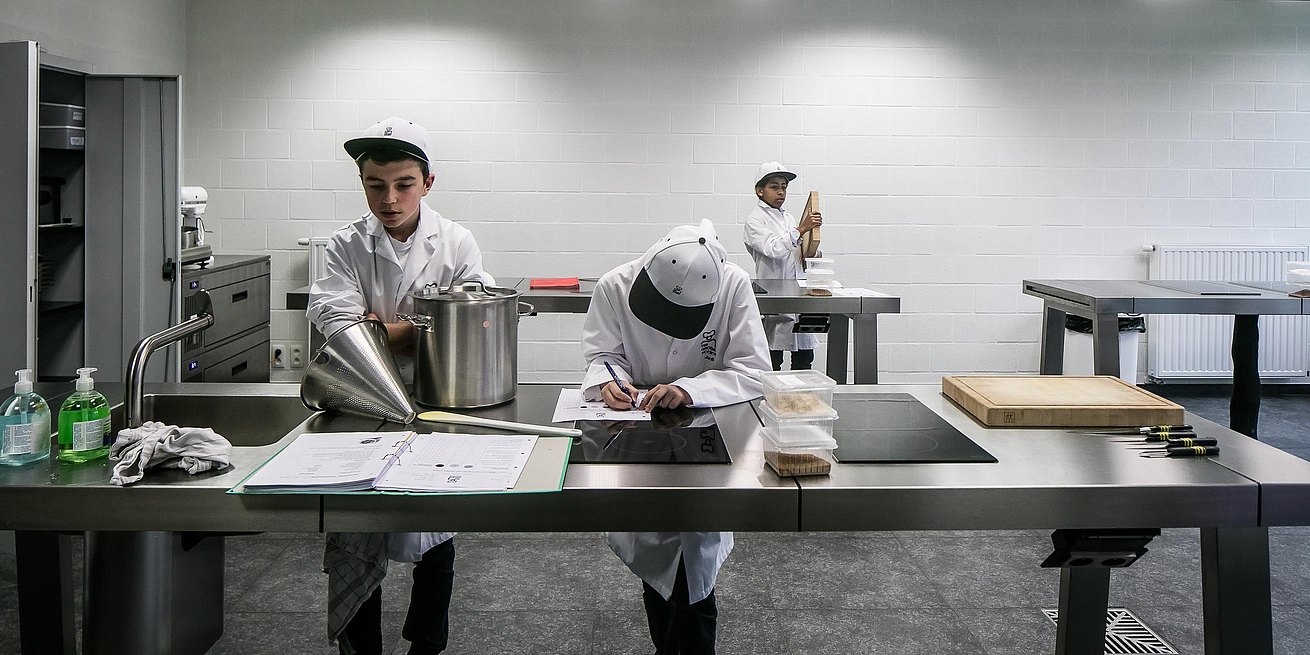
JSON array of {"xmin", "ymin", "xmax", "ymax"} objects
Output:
[{"xmin": 228, "ymin": 431, "xmax": 570, "ymax": 495}]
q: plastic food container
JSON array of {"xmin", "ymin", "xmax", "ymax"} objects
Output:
[
  {"xmin": 804, "ymin": 258, "xmax": 836, "ymax": 288},
  {"xmin": 1287, "ymin": 261, "xmax": 1310, "ymax": 288},
  {"xmin": 759, "ymin": 370, "xmax": 837, "ymax": 416},
  {"xmin": 758, "ymin": 402, "xmax": 838, "ymax": 476}
]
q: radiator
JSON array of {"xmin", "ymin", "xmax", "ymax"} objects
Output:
[{"xmin": 1147, "ymin": 245, "xmax": 1309, "ymax": 381}]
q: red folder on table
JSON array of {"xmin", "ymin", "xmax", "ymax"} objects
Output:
[{"xmin": 530, "ymin": 277, "xmax": 580, "ymax": 289}]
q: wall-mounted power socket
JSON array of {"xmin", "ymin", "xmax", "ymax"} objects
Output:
[
  {"xmin": 288, "ymin": 342, "xmax": 306, "ymax": 369},
  {"xmin": 271, "ymin": 342, "xmax": 289, "ymax": 369}
]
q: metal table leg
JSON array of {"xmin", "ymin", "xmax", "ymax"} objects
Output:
[
  {"xmin": 1039, "ymin": 305, "xmax": 1066, "ymax": 375},
  {"xmin": 1230, "ymin": 315, "xmax": 1260, "ymax": 439},
  {"xmin": 852, "ymin": 314, "xmax": 879, "ymax": 384},
  {"xmin": 1090, "ymin": 311, "xmax": 1122, "ymax": 377},
  {"xmin": 827, "ymin": 314, "xmax": 850, "ymax": 384},
  {"xmin": 16, "ymin": 531, "xmax": 76, "ymax": 655},
  {"xmin": 1201, "ymin": 527, "xmax": 1272, "ymax": 655},
  {"xmin": 1054, "ymin": 566, "xmax": 1112, "ymax": 655}
]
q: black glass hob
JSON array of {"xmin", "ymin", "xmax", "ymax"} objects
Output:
[
  {"xmin": 831, "ymin": 394, "xmax": 996, "ymax": 464},
  {"xmin": 571, "ymin": 408, "xmax": 730, "ymax": 464}
]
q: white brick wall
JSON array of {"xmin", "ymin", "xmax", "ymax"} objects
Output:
[{"xmin": 173, "ymin": 0, "xmax": 1310, "ymax": 383}]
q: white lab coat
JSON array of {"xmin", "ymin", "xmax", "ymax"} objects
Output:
[
  {"xmin": 309, "ymin": 201, "xmax": 488, "ymax": 636},
  {"xmin": 307, "ymin": 201, "xmax": 494, "ymax": 380},
  {"xmin": 580, "ymin": 257, "xmax": 771, "ymax": 603},
  {"xmin": 743, "ymin": 200, "xmax": 819, "ymax": 352}
]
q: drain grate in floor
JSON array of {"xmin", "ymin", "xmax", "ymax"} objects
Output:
[{"xmin": 1042, "ymin": 607, "xmax": 1179, "ymax": 655}]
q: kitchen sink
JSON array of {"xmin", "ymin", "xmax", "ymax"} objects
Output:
[{"xmin": 136, "ymin": 394, "xmax": 313, "ymax": 446}]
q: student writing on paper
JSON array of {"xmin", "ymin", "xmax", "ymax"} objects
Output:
[
  {"xmin": 306, "ymin": 118, "xmax": 491, "ymax": 655},
  {"xmin": 743, "ymin": 161, "xmax": 822, "ymax": 371},
  {"xmin": 579, "ymin": 220, "xmax": 770, "ymax": 654}
]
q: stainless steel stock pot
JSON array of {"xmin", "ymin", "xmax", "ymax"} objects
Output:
[{"xmin": 403, "ymin": 281, "xmax": 534, "ymax": 408}]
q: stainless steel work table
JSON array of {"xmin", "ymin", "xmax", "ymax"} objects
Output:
[
  {"xmin": 319, "ymin": 384, "xmax": 799, "ymax": 533},
  {"xmin": 797, "ymin": 384, "xmax": 1309, "ymax": 655},
  {"xmin": 7, "ymin": 382, "xmax": 1308, "ymax": 655},
  {"xmin": 1022, "ymin": 279, "xmax": 1307, "ymax": 439},
  {"xmin": 507, "ymin": 277, "xmax": 902, "ymax": 384}
]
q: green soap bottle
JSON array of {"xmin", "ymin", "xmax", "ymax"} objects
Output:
[{"xmin": 57, "ymin": 367, "xmax": 111, "ymax": 463}]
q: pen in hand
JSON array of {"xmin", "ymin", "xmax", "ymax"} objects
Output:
[{"xmin": 603, "ymin": 361, "xmax": 638, "ymax": 409}]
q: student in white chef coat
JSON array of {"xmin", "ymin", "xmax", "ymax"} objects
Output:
[
  {"xmin": 743, "ymin": 161, "xmax": 823, "ymax": 371},
  {"xmin": 307, "ymin": 117, "xmax": 491, "ymax": 655},
  {"xmin": 580, "ymin": 219, "xmax": 771, "ymax": 654}
]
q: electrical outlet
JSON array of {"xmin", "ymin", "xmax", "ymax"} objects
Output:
[
  {"xmin": 288, "ymin": 342, "xmax": 307, "ymax": 369},
  {"xmin": 271, "ymin": 342, "xmax": 289, "ymax": 370}
]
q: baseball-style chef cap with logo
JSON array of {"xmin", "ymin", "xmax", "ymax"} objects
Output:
[
  {"xmin": 629, "ymin": 219, "xmax": 727, "ymax": 340},
  {"xmin": 343, "ymin": 117, "xmax": 432, "ymax": 164},
  {"xmin": 755, "ymin": 161, "xmax": 796, "ymax": 187}
]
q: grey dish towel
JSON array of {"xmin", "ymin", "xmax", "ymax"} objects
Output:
[{"xmin": 109, "ymin": 420, "xmax": 232, "ymax": 486}]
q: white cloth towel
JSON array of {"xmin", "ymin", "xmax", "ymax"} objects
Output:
[{"xmin": 109, "ymin": 420, "xmax": 232, "ymax": 486}]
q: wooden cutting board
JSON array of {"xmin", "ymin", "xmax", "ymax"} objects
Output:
[
  {"xmin": 942, "ymin": 375, "xmax": 1184, "ymax": 427},
  {"xmin": 800, "ymin": 191, "xmax": 821, "ymax": 264}
]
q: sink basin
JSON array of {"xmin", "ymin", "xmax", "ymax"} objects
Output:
[{"xmin": 137, "ymin": 394, "xmax": 313, "ymax": 446}]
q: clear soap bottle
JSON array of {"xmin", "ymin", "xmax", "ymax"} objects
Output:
[
  {"xmin": 57, "ymin": 367, "xmax": 112, "ymax": 463},
  {"xmin": 0, "ymin": 369, "xmax": 51, "ymax": 466}
]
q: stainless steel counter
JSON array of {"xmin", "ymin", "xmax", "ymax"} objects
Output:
[
  {"xmin": 1023, "ymin": 278, "xmax": 1308, "ymax": 439},
  {"xmin": 6, "ymin": 381, "xmax": 1309, "ymax": 655}
]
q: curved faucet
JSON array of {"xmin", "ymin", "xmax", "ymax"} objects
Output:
[{"xmin": 125, "ymin": 290, "xmax": 215, "ymax": 428}]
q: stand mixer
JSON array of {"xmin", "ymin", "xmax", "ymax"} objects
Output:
[{"xmin": 180, "ymin": 186, "xmax": 213, "ymax": 267}]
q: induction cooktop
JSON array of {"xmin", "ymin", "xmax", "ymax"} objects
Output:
[
  {"xmin": 831, "ymin": 393, "xmax": 996, "ymax": 464},
  {"xmin": 571, "ymin": 407, "xmax": 731, "ymax": 464}
]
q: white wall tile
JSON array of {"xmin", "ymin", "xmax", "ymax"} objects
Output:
[{"xmin": 163, "ymin": 1, "xmax": 1310, "ymax": 375}]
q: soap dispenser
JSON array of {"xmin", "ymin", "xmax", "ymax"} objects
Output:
[
  {"xmin": 57, "ymin": 367, "xmax": 112, "ymax": 463},
  {"xmin": 0, "ymin": 369, "xmax": 52, "ymax": 466}
]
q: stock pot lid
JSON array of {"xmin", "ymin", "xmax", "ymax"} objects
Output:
[{"xmin": 411, "ymin": 280, "xmax": 519, "ymax": 303}]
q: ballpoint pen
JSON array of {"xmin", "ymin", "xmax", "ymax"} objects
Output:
[{"xmin": 603, "ymin": 361, "xmax": 637, "ymax": 407}]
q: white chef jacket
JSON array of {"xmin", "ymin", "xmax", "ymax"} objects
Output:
[
  {"xmin": 306, "ymin": 200, "xmax": 494, "ymax": 379},
  {"xmin": 580, "ymin": 257, "xmax": 771, "ymax": 603},
  {"xmin": 743, "ymin": 200, "xmax": 819, "ymax": 352},
  {"xmin": 309, "ymin": 201, "xmax": 487, "ymax": 635},
  {"xmin": 308, "ymin": 200, "xmax": 493, "ymax": 336}
]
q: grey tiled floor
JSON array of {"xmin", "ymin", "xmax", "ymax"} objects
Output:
[{"xmin": 1, "ymin": 388, "xmax": 1307, "ymax": 654}]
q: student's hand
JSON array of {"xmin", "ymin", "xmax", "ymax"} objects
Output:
[
  {"xmin": 601, "ymin": 381, "xmax": 640, "ymax": 410},
  {"xmin": 366, "ymin": 313, "xmax": 416, "ymax": 353},
  {"xmin": 639, "ymin": 384, "xmax": 690, "ymax": 411},
  {"xmin": 798, "ymin": 210, "xmax": 823, "ymax": 235}
]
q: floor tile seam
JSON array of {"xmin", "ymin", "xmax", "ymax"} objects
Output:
[
  {"xmin": 889, "ymin": 530, "xmax": 985, "ymax": 607},
  {"xmin": 226, "ymin": 539, "xmax": 298, "ymax": 607}
]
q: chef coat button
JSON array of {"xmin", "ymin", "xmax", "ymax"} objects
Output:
[{"xmin": 672, "ymin": 349, "xmax": 678, "ymax": 354}]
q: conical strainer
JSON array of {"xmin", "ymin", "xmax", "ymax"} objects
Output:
[{"xmin": 300, "ymin": 318, "xmax": 417, "ymax": 424}]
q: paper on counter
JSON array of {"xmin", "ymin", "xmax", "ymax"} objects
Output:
[
  {"xmin": 241, "ymin": 432, "xmax": 412, "ymax": 492},
  {"xmin": 552, "ymin": 387, "xmax": 650, "ymax": 422},
  {"xmin": 828, "ymin": 287, "xmax": 877, "ymax": 297},
  {"xmin": 374, "ymin": 433, "xmax": 535, "ymax": 493}
]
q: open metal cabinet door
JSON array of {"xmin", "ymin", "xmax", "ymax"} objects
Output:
[
  {"xmin": 0, "ymin": 41, "xmax": 38, "ymax": 377},
  {"xmin": 84, "ymin": 75, "xmax": 180, "ymax": 383}
]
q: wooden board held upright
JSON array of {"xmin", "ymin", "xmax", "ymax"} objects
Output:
[
  {"xmin": 941, "ymin": 375, "xmax": 1184, "ymax": 427},
  {"xmin": 800, "ymin": 191, "xmax": 821, "ymax": 263}
]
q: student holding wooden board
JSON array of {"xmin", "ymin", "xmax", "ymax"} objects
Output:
[{"xmin": 743, "ymin": 161, "xmax": 823, "ymax": 371}]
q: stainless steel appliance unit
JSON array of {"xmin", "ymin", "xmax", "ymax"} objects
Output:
[{"xmin": 180, "ymin": 256, "xmax": 271, "ymax": 382}]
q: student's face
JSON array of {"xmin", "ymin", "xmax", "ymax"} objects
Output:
[
  {"xmin": 756, "ymin": 177, "xmax": 787, "ymax": 209},
  {"xmin": 359, "ymin": 159, "xmax": 434, "ymax": 239}
]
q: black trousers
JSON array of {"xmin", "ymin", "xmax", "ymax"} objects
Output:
[
  {"xmin": 640, "ymin": 559, "xmax": 718, "ymax": 655},
  {"xmin": 769, "ymin": 349, "xmax": 814, "ymax": 371},
  {"xmin": 341, "ymin": 538, "xmax": 456, "ymax": 655}
]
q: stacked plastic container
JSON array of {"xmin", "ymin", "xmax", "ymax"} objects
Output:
[
  {"xmin": 758, "ymin": 370, "xmax": 838, "ymax": 476},
  {"xmin": 804, "ymin": 258, "xmax": 838, "ymax": 289}
]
